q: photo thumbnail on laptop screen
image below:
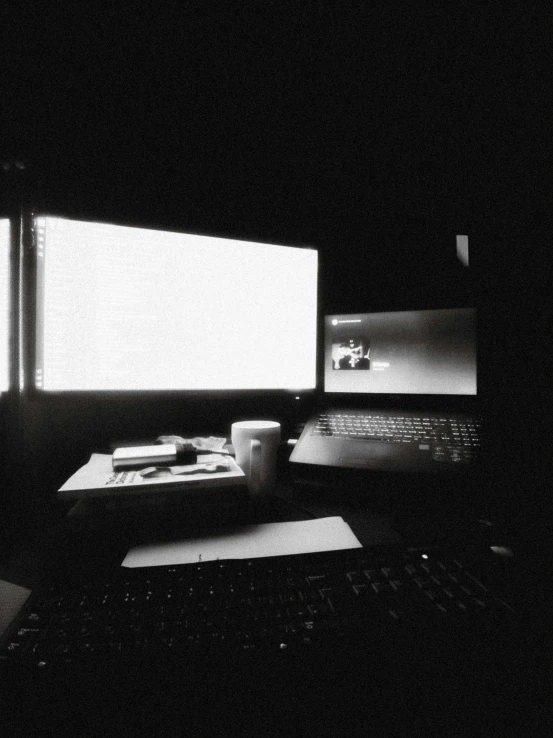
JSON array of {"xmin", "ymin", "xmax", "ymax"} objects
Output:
[{"xmin": 325, "ymin": 308, "xmax": 476, "ymax": 396}]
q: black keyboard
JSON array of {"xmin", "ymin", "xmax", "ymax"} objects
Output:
[
  {"xmin": 2, "ymin": 545, "xmax": 515, "ymax": 669},
  {"xmin": 312, "ymin": 412, "xmax": 482, "ymax": 463}
]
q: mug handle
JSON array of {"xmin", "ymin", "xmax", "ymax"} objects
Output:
[{"xmin": 249, "ymin": 439, "xmax": 262, "ymax": 497}]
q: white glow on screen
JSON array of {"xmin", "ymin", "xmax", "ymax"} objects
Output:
[
  {"xmin": 36, "ymin": 218, "xmax": 318, "ymax": 391},
  {"xmin": 0, "ymin": 220, "xmax": 10, "ymax": 393}
]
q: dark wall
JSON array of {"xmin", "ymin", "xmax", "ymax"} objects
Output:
[
  {"xmin": 3, "ymin": 4, "xmax": 550, "ymax": 237},
  {"xmin": 1, "ymin": 4, "xmax": 550, "ymax": 530}
]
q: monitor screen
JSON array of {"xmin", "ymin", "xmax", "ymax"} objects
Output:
[
  {"xmin": 35, "ymin": 217, "xmax": 318, "ymax": 391},
  {"xmin": 0, "ymin": 219, "xmax": 10, "ymax": 393},
  {"xmin": 325, "ymin": 308, "xmax": 477, "ymax": 395}
]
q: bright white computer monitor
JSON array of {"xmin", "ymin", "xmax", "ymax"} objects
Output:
[{"xmin": 34, "ymin": 217, "xmax": 318, "ymax": 392}]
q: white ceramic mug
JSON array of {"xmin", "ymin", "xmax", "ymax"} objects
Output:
[{"xmin": 231, "ymin": 420, "xmax": 281, "ymax": 497}]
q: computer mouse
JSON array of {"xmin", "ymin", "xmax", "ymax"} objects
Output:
[{"xmin": 490, "ymin": 545, "xmax": 515, "ymax": 559}]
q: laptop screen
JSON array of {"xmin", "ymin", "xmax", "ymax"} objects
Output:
[{"xmin": 324, "ymin": 308, "xmax": 476, "ymax": 396}]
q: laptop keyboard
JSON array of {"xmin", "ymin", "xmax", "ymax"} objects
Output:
[
  {"xmin": 1, "ymin": 546, "xmax": 514, "ymax": 669},
  {"xmin": 312, "ymin": 413, "xmax": 482, "ymax": 463}
]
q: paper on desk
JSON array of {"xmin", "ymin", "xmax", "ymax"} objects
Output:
[{"xmin": 121, "ymin": 516, "xmax": 362, "ymax": 568}]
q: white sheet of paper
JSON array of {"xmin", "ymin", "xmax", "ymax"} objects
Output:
[{"xmin": 121, "ymin": 516, "xmax": 362, "ymax": 568}]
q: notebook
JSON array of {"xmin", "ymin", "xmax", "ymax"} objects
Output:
[{"xmin": 290, "ymin": 307, "xmax": 482, "ymax": 474}]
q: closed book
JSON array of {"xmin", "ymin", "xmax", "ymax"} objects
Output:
[{"xmin": 58, "ymin": 453, "xmax": 246, "ymax": 501}]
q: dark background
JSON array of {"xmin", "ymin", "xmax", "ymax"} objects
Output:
[{"xmin": 1, "ymin": 3, "xmax": 551, "ymax": 544}]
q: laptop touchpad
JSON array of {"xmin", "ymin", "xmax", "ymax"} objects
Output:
[{"xmin": 340, "ymin": 441, "xmax": 405, "ymax": 465}]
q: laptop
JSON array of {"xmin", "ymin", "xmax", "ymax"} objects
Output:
[{"xmin": 290, "ymin": 307, "xmax": 482, "ymax": 474}]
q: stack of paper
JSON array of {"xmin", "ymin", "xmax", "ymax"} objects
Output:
[{"xmin": 58, "ymin": 453, "xmax": 246, "ymax": 501}]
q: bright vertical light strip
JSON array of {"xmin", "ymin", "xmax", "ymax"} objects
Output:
[
  {"xmin": 0, "ymin": 219, "xmax": 10, "ymax": 392},
  {"xmin": 456, "ymin": 235, "xmax": 469, "ymax": 267}
]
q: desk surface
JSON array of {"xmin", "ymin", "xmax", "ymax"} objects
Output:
[
  {"xmin": 2, "ymin": 461, "xmax": 553, "ymax": 737},
  {"xmin": 0, "ymin": 462, "xmax": 521, "ymax": 591}
]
